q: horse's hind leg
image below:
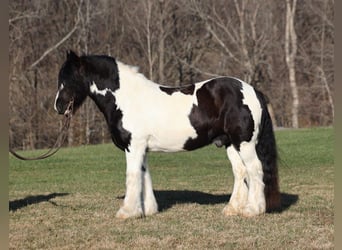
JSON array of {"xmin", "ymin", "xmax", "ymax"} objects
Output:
[
  {"xmin": 238, "ymin": 141, "xmax": 266, "ymax": 216},
  {"xmin": 223, "ymin": 145, "xmax": 248, "ymax": 216},
  {"xmin": 142, "ymin": 156, "xmax": 158, "ymax": 216}
]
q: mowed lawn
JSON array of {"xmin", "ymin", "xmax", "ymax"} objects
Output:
[{"xmin": 9, "ymin": 127, "xmax": 334, "ymax": 249}]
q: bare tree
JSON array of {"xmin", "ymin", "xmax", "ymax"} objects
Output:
[
  {"xmin": 314, "ymin": 0, "xmax": 334, "ymax": 122},
  {"xmin": 285, "ymin": 0, "xmax": 299, "ymax": 128}
]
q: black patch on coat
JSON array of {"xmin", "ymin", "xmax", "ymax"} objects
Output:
[
  {"xmin": 183, "ymin": 77, "xmax": 254, "ymax": 151},
  {"xmin": 159, "ymin": 84, "xmax": 195, "ymax": 95}
]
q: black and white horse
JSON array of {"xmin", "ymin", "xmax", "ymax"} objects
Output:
[{"xmin": 54, "ymin": 51, "xmax": 280, "ymax": 219}]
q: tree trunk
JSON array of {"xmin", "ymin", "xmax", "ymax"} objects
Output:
[
  {"xmin": 317, "ymin": 66, "xmax": 334, "ymax": 122},
  {"xmin": 145, "ymin": 0, "xmax": 154, "ymax": 81},
  {"xmin": 158, "ymin": 1, "xmax": 165, "ymax": 84},
  {"xmin": 285, "ymin": 0, "xmax": 299, "ymax": 128},
  {"xmin": 83, "ymin": 0, "xmax": 90, "ymax": 144},
  {"xmin": 234, "ymin": 0, "xmax": 253, "ymax": 83},
  {"xmin": 318, "ymin": 0, "xmax": 334, "ymax": 122}
]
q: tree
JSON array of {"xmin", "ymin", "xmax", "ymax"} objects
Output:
[{"xmin": 285, "ymin": 0, "xmax": 299, "ymax": 128}]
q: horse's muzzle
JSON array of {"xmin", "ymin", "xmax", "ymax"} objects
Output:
[
  {"xmin": 55, "ymin": 102, "xmax": 65, "ymax": 115},
  {"xmin": 55, "ymin": 99, "xmax": 74, "ymax": 116}
]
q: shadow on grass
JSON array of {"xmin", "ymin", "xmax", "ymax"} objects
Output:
[
  {"xmin": 277, "ymin": 193, "xmax": 299, "ymax": 213},
  {"xmin": 153, "ymin": 190, "xmax": 298, "ymax": 213},
  {"xmin": 9, "ymin": 193, "xmax": 69, "ymax": 212},
  {"xmin": 154, "ymin": 190, "xmax": 230, "ymax": 211}
]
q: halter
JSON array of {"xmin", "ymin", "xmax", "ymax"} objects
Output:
[{"xmin": 9, "ymin": 98, "xmax": 74, "ymax": 161}]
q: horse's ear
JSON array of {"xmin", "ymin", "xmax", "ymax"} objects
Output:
[
  {"xmin": 66, "ymin": 50, "xmax": 79, "ymax": 61},
  {"xmin": 66, "ymin": 50, "xmax": 81, "ymax": 69}
]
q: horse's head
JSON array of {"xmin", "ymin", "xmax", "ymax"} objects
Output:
[{"xmin": 54, "ymin": 50, "xmax": 88, "ymax": 115}]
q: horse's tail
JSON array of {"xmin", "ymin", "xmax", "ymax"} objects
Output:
[{"xmin": 255, "ymin": 91, "xmax": 281, "ymax": 212}]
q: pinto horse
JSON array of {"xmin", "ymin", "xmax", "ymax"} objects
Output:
[{"xmin": 54, "ymin": 51, "xmax": 280, "ymax": 219}]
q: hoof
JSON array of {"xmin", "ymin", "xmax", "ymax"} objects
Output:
[
  {"xmin": 116, "ymin": 207, "xmax": 143, "ymax": 219},
  {"xmin": 144, "ymin": 198, "xmax": 158, "ymax": 216},
  {"xmin": 144, "ymin": 204, "xmax": 158, "ymax": 216},
  {"xmin": 241, "ymin": 205, "xmax": 265, "ymax": 217},
  {"xmin": 222, "ymin": 205, "xmax": 240, "ymax": 216}
]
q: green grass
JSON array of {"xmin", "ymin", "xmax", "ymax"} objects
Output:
[{"xmin": 9, "ymin": 127, "xmax": 334, "ymax": 249}]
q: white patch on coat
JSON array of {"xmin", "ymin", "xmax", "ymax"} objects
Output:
[
  {"xmin": 239, "ymin": 81, "xmax": 263, "ymax": 142},
  {"xmin": 54, "ymin": 83, "xmax": 64, "ymax": 112},
  {"xmin": 89, "ymin": 82, "xmax": 112, "ymax": 96},
  {"xmin": 114, "ymin": 62, "xmax": 205, "ymax": 152}
]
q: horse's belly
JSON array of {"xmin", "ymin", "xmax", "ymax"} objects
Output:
[{"xmin": 147, "ymin": 127, "xmax": 197, "ymax": 152}]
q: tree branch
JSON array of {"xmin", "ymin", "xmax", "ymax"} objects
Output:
[
  {"xmin": 172, "ymin": 54, "xmax": 222, "ymax": 78},
  {"xmin": 29, "ymin": 0, "xmax": 83, "ymax": 70}
]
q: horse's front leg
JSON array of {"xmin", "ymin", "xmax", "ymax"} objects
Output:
[{"xmin": 116, "ymin": 140, "xmax": 146, "ymax": 219}]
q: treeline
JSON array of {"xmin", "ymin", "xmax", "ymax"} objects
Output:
[{"xmin": 9, "ymin": 0, "xmax": 334, "ymax": 150}]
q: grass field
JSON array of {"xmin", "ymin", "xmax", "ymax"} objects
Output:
[{"xmin": 9, "ymin": 127, "xmax": 334, "ymax": 249}]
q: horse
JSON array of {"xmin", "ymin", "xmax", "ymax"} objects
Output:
[{"xmin": 54, "ymin": 50, "xmax": 280, "ymax": 219}]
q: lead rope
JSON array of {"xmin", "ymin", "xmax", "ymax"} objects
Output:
[{"xmin": 9, "ymin": 99, "xmax": 74, "ymax": 161}]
